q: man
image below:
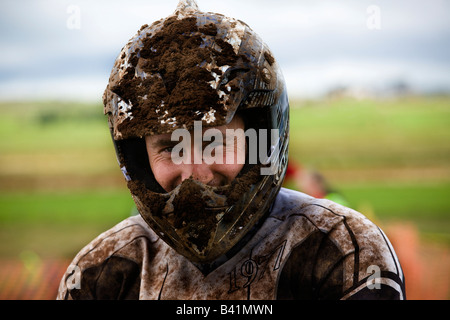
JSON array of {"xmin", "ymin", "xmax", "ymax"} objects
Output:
[{"xmin": 57, "ymin": 0, "xmax": 405, "ymax": 300}]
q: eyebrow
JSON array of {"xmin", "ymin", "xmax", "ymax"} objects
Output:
[
  {"xmin": 149, "ymin": 137, "xmax": 178, "ymax": 148},
  {"xmin": 148, "ymin": 125, "xmax": 241, "ymax": 148}
]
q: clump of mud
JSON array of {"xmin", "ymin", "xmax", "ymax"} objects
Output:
[
  {"xmin": 108, "ymin": 16, "xmax": 249, "ymax": 138},
  {"xmin": 129, "ymin": 165, "xmax": 262, "ymax": 252}
]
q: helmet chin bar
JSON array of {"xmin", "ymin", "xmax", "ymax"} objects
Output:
[{"xmin": 129, "ymin": 164, "xmax": 281, "ymax": 263}]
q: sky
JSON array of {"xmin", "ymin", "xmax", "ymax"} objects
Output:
[{"xmin": 0, "ymin": 0, "xmax": 449, "ymax": 101}]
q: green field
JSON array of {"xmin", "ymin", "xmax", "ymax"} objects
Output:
[
  {"xmin": 288, "ymin": 96, "xmax": 450, "ymax": 243},
  {"xmin": 0, "ymin": 96, "xmax": 449, "ymax": 258}
]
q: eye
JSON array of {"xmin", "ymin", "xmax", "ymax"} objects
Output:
[{"xmin": 157, "ymin": 145, "xmax": 176, "ymax": 156}]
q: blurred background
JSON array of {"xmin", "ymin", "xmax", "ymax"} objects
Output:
[{"xmin": 0, "ymin": 0, "xmax": 449, "ymax": 299}]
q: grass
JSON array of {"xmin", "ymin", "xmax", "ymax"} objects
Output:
[
  {"xmin": 0, "ymin": 189, "xmax": 134, "ymax": 258},
  {"xmin": 289, "ymin": 96, "xmax": 450, "ymax": 170},
  {"xmin": 0, "ymin": 189, "xmax": 134, "ymax": 224},
  {"xmin": 287, "ymin": 95, "xmax": 450, "ymax": 242},
  {"xmin": 339, "ymin": 181, "xmax": 450, "ymax": 242},
  {"xmin": 0, "ymin": 95, "xmax": 449, "ymax": 258}
]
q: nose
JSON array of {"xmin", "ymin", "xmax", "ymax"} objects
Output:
[
  {"xmin": 180, "ymin": 142, "xmax": 216, "ymax": 186},
  {"xmin": 181, "ymin": 162, "xmax": 215, "ymax": 185}
]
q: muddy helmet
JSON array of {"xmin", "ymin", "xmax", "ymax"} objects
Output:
[{"xmin": 103, "ymin": 0, "xmax": 289, "ymax": 264}]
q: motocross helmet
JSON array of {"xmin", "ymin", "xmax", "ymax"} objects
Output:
[{"xmin": 103, "ymin": 0, "xmax": 289, "ymax": 264}]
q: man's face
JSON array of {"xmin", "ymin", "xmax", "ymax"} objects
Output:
[{"xmin": 145, "ymin": 115, "xmax": 246, "ymax": 192}]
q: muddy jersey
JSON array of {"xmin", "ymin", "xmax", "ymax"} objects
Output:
[{"xmin": 57, "ymin": 188, "xmax": 405, "ymax": 300}]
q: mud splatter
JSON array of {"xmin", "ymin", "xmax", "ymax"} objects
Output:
[
  {"xmin": 128, "ymin": 165, "xmax": 262, "ymax": 253},
  {"xmin": 107, "ymin": 16, "xmax": 250, "ymax": 138}
]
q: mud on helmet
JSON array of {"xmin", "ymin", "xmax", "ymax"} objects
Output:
[{"xmin": 103, "ymin": 0, "xmax": 289, "ymax": 264}]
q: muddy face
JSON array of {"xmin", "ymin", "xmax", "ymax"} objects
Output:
[{"xmin": 144, "ymin": 115, "xmax": 246, "ymax": 192}]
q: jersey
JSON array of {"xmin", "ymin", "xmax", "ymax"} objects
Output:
[{"xmin": 56, "ymin": 188, "xmax": 405, "ymax": 300}]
